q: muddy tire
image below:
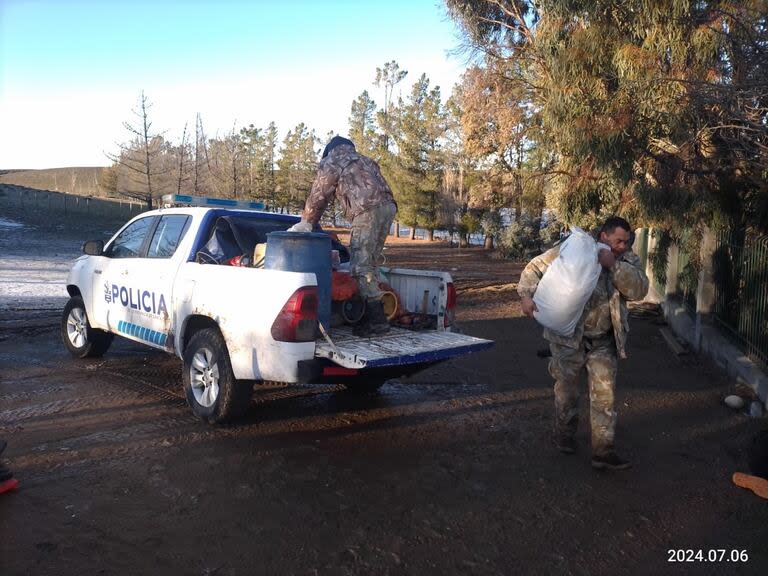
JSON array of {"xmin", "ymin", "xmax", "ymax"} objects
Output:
[
  {"xmin": 182, "ymin": 328, "xmax": 252, "ymax": 424},
  {"xmin": 342, "ymin": 377, "xmax": 387, "ymax": 395},
  {"xmin": 61, "ymin": 296, "xmax": 113, "ymax": 358}
]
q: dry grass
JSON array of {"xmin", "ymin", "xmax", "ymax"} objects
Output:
[{"xmin": 0, "ymin": 167, "xmax": 106, "ymax": 197}]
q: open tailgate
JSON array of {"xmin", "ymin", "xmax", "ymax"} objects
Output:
[{"xmin": 315, "ymin": 326, "xmax": 493, "ymax": 370}]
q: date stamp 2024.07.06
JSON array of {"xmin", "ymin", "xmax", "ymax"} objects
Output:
[{"xmin": 667, "ymin": 549, "xmax": 749, "ymax": 563}]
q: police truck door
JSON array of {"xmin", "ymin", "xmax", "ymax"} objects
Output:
[{"xmin": 96, "ymin": 215, "xmax": 190, "ymax": 349}]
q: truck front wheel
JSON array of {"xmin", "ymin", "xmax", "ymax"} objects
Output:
[
  {"xmin": 182, "ymin": 328, "xmax": 252, "ymax": 424},
  {"xmin": 61, "ymin": 296, "xmax": 113, "ymax": 358}
]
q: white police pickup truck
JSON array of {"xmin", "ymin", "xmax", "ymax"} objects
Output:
[{"xmin": 62, "ymin": 195, "xmax": 493, "ymax": 424}]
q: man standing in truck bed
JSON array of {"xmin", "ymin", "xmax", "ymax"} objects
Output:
[
  {"xmin": 289, "ymin": 136, "xmax": 397, "ymax": 337},
  {"xmin": 518, "ymin": 216, "xmax": 649, "ymax": 470}
]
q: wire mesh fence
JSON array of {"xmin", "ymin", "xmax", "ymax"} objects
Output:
[{"xmin": 712, "ymin": 231, "xmax": 768, "ymax": 369}]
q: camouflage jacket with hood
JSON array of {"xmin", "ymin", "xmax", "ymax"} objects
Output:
[
  {"xmin": 302, "ymin": 144, "xmax": 395, "ymax": 224},
  {"xmin": 517, "ymin": 244, "xmax": 649, "ymax": 358}
]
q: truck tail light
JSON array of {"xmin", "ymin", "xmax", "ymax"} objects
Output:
[
  {"xmin": 322, "ymin": 366, "xmax": 358, "ymax": 376},
  {"xmin": 444, "ymin": 282, "xmax": 456, "ymax": 327},
  {"xmin": 271, "ymin": 286, "xmax": 318, "ymax": 342}
]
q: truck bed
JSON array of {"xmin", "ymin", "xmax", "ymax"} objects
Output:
[{"xmin": 315, "ymin": 325, "xmax": 493, "ymax": 370}]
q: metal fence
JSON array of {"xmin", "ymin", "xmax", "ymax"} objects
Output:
[
  {"xmin": 0, "ymin": 184, "xmax": 145, "ymax": 222},
  {"xmin": 712, "ymin": 231, "xmax": 768, "ymax": 369}
]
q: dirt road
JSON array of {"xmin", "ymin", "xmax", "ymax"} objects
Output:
[{"xmin": 1, "ymin": 220, "xmax": 766, "ymax": 575}]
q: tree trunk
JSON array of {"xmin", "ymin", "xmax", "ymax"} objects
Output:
[
  {"xmin": 460, "ymin": 234, "xmax": 469, "ymax": 248},
  {"xmin": 428, "ymin": 229, "xmax": 435, "ymax": 241},
  {"xmin": 410, "ymin": 226, "xmax": 416, "ymax": 240},
  {"xmin": 394, "ymin": 221, "xmax": 400, "ymax": 238},
  {"xmin": 484, "ymin": 234, "xmax": 494, "ymax": 250}
]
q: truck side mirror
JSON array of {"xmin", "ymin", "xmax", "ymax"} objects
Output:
[{"xmin": 83, "ymin": 240, "xmax": 104, "ymax": 256}]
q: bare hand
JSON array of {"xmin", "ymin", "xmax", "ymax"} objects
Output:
[
  {"xmin": 521, "ymin": 296, "xmax": 538, "ymax": 318},
  {"xmin": 598, "ymin": 249, "xmax": 616, "ymax": 269}
]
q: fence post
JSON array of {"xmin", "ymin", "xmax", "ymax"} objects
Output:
[
  {"xmin": 666, "ymin": 242, "xmax": 680, "ymax": 297},
  {"xmin": 645, "ymin": 227, "xmax": 657, "ymax": 281},
  {"xmin": 644, "ymin": 227, "xmax": 666, "ymax": 301},
  {"xmin": 633, "ymin": 228, "xmax": 649, "ymax": 270},
  {"xmin": 694, "ymin": 226, "xmax": 717, "ymax": 351}
]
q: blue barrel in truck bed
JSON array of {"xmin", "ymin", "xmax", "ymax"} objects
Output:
[{"xmin": 264, "ymin": 231, "xmax": 332, "ymax": 329}]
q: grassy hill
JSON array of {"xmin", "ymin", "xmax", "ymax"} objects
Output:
[{"xmin": 0, "ymin": 167, "xmax": 107, "ymax": 197}]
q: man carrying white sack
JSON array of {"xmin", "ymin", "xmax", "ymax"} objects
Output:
[{"xmin": 518, "ymin": 216, "xmax": 649, "ymax": 470}]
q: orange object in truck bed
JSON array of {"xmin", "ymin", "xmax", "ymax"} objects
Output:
[{"xmin": 332, "ymin": 271, "xmax": 359, "ymax": 301}]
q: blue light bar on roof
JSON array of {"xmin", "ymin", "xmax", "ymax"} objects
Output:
[{"xmin": 161, "ymin": 194, "xmax": 265, "ymax": 210}]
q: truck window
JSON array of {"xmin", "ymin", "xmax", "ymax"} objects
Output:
[
  {"xmin": 104, "ymin": 216, "xmax": 156, "ymax": 259},
  {"xmin": 147, "ymin": 215, "xmax": 191, "ymax": 258}
]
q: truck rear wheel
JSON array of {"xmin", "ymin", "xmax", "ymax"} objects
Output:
[
  {"xmin": 342, "ymin": 377, "xmax": 387, "ymax": 394},
  {"xmin": 182, "ymin": 328, "xmax": 252, "ymax": 424},
  {"xmin": 61, "ymin": 296, "xmax": 113, "ymax": 358}
]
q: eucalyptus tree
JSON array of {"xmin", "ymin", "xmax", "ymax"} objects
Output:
[
  {"xmin": 374, "ymin": 60, "xmax": 408, "ymax": 153},
  {"xmin": 446, "ymin": 0, "xmax": 768, "ymax": 235},
  {"xmin": 453, "ymin": 59, "xmax": 550, "ymax": 251}
]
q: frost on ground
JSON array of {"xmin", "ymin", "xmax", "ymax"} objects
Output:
[
  {"xmin": 0, "ymin": 217, "xmax": 78, "ymax": 310},
  {"xmin": 0, "ymin": 215, "xmax": 116, "ymax": 312},
  {"xmin": 0, "ymin": 218, "xmax": 25, "ymax": 229}
]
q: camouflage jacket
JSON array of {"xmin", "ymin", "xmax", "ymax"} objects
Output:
[
  {"xmin": 517, "ymin": 245, "xmax": 649, "ymax": 358},
  {"xmin": 302, "ymin": 144, "xmax": 395, "ymax": 224}
]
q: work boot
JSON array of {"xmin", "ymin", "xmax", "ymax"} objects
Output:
[
  {"xmin": 591, "ymin": 451, "xmax": 632, "ymax": 470},
  {"xmin": 0, "ymin": 463, "xmax": 13, "ymax": 483},
  {"xmin": 0, "ymin": 474, "xmax": 19, "ymax": 494},
  {"xmin": 0, "ymin": 438, "xmax": 12, "ymax": 481},
  {"xmin": 353, "ymin": 315, "xmax": 373, "ymax": 337},
  {"xmin": 367, "ymin": 300, "xmax": 390, "ymax": 334},
  {"xmin": 0, "ymin": 438, "xmax": 18, "ymax": 494},
  {"xmin": 353, "ymin": 300, "xmax": 390, "ymax": 337}
]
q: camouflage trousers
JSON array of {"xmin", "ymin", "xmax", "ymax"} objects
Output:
[
  {"xmin": 349, "ymin": 202, "xmax": 397, "ymax": 300},
  {"xmin": 548, "ymin": 335, "xmax": 618, "ymax": 456}
]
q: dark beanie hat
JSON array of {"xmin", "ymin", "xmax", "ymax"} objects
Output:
[{"xmin": 322, "ymin": 136, "xmax": 355, "ymax": 159}]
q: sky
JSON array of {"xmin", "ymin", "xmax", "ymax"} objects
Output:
[{"xmin": 0, "ymin": 0, "xmax": 469, "ymax": 169}]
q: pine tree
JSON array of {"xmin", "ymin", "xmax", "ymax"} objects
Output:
[
  {"xmin": 276, "ymin": 123, "xmax": 318, "ymax": 213},
  {"xmin": 389, "ymin": 74, "xmax": 448, "ymax": 239},
  {"xmin": 261, "ymin": 122, "xmax": 279, "ymax": 210},
  {"xmin": 239, "ymin": 124, "xmax": 263, "ymax": 200},
  {"xmin": 348, "ymin": 91, "xmax": 378, "ymax": 157},
  {"xmin": 99, "ymin": 164, "xmax": 119, "ymax": 197}
]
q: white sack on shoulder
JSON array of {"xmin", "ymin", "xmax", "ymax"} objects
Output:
[{"xmin": 532, "ymin": 227, "xmax": 602, "ymax": 337}]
